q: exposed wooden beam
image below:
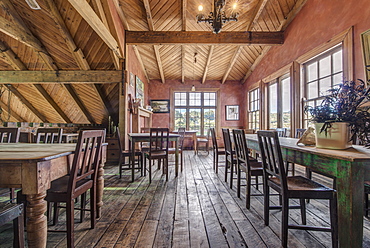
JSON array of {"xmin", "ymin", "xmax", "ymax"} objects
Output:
[
  {"xmin": 0, "ymin": 0, "xmax": 57, "ymax": 70},
  {"xmin": 154, "ymin": 46, "xmax": 165, "ymax": 83},
  {"xmin": 0, "ymin": 99, "xmax": 25, "ymax": 122},
  {"xmin": 222, "ymin": 46, "xmax": 242, "ymax": 84},
  {"xmin": 112, "ymin": 0, "xmax": 129, "ymax": 30},
  {"xmin": 0, "ymin": 40, "xmax": 27, "ymax": 70},
  {"xmin": 44, "ymin": 0, "xmax": 90, "ymax": 70},
  {"xmin": 64, "ymin": 84, "xmax": 96, "ymax": 124},
  {"xmin": 181, "ymin": 46, "xmax": 185, "ymax": 84},
  {"xmin": 143, "ymin": 0, "xmax": 154, "ymax": 31},
  {"xmin": 33, "ymin": 84, "xmax": 72, "ymax": 123},
  {"xmin": 182, "ymin": 0, "xmax": 187, "ymax": 31},
  {"xmin": 246, "ymin": 0, "xmax": 269, "ymax": 31},
  {"xmin": 201, "ymin": 45, "xmax": 214, "ymax": 84},
  {"xmin": 0, "ymin": 70, "xmax": 123, "ymax": 83},
  {"xmin": 125, "ymin": 31, "xmax": 284, "ymax": 45},
  {"xmin": 67, "ymin": 0, "xmax": 122, "ymax": 58},
  {"xmin": 132, "ymin": 46, "xmax": 150, "ymax": 82},
  {"xmin": 5, "ymin": 85, "xmax": 48, "ymax": 122}
]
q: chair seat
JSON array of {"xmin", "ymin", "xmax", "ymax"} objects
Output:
[
  {"xmin": 122, "ymin": 149, "xmax": 142, "ymax": 156},
  {"xmin": 168, "ymin": 147, "xmax": 182, "ymax": 153},
  {"xmin": 47, "ymin": 176, "xmax": 93, "ymax": 198},
  {"xmin": 269, "ymin": 176, "xmax": 335, "ymax": 198}
]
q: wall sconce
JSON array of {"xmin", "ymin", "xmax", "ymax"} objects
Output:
[{"xmin": 191, "ymin": 85, "xmax": 196, "ymax": 91}]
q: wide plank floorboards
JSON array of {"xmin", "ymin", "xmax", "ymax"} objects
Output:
[{"xmin": 1, "ymin": 150, "xmax": 370, "ymax": 247}]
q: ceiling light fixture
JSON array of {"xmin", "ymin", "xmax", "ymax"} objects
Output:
[
  {"xmin": 25, "ymin": 0, "xmax": 41, "ymax": 10},
  {"xmin": 196, "ymin": 0, "xmax": 238, "ymax": 34}
]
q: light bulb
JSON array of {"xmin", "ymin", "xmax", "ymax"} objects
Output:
[
  {"xmin": 198, "ymin": 5, "xmax": 204, "ymax": 12},
  {"xmin": 232, "ymin": 3, "xmax": 237, "ymax": 10}
]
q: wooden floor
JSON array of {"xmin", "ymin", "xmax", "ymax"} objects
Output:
[{"xmin": 1, "ymin": 150, "xmax": 370, "ymax": 247}]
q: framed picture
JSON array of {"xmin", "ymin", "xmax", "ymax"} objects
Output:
[
  {"xmin": 135, "ymin": 76, "xmax": 144, "ymax": 105},
  {"xmin": 150, "ymin": 100, "xmax": 170, "ymax": 113},
  {"xmin": 226, "ymin": 105, "xmax": 239, "ymax": 121},
  {"xmin": 129, "ymin": 72, "xmax": 135, "ymax": 87}
]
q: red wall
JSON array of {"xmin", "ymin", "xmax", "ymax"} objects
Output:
[
  {"xmin": 245, "ymin": 0, "xmax": 370, "ymax": 88},
  {"xmin": 148, "ymin": 79, "xmax": 245, "ymax": 131}
]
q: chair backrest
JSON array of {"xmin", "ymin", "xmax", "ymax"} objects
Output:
[
  {"xmin": 177, "ymin": 127, "xmax": 186, "ymax": 149},
  {"xmin": 210, "ymin": 128, "xmax": 219, "ymax": 151},
  {"xmin": 68, "ymin": 130, "xmax": 105, "ymax": 196},
  {"xmin": 295, "ymin": 128, "xmax": 306, "ymax": 138},
  {"xmin": 35, "ymin": 128, "xmax": 63, "ymax": 143},
  {"xmin": 257, "ymin": 130, "xmax": 287, "ymax": 191},
  {"xmin": 244, "ymin": 129, "xmax": 256, "ymax": 134},
  {"xmin": 0, "ymin": 127, "xmax": 20, "ymax": 143},
  {"xmin": 233, "ymin": 129, "xmax": 253, "ymax": 167},
  {"xmin": 149, "ymin": 128, "xmax": 169, "ymax": 155},
  {"xmin": 222, "ymin": 128, "xmax": 233, "ymax": 156},
  {"xmin": 141, "ymin": 127, "xmax": 151, "ymax": 133},
  {"xmin": 275, "ymin": 128, "xmax": 287, "ymax": 137}
]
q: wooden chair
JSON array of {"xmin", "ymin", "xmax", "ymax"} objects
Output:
[
  {"xmin": 257, "ymin": 130, "xmax": 338, "ymax": 248},
  {"xmin": 210, "ymin": 128, "xmax": 226, "ymax": 174},
  {"xmin": 0, "ymin": 203, "xmax": 24, "ymax": 248},
  {"xmin": 35, "ymin": 127, "xmax": 63, "ymax": 143},
  {"xmin": 222, "ymin": 128, "xmax": 238, "ymax": 188},
  {"xmin": 233, "ymin": 129, "xmax": 264, "ymax": 208},
  {"xmin": 0, "ymin": 127, "xmax": 20, "ymax": 143},
  {"xmin": 169, "ymin": 127, "xmax": 185, "ymax": 171},
  {"xmin": 196, "ymin": 129, "xmax": 210, "ymax": 155},
  {"xmin": 244, "ymin": 129, "xmax": 256, "ymax": 134},
  {"xmin": 275, "ymin": 127, "xmax": 287, "ymax": 137},
  {"xmin": 0, "ymin": 128, "xmax": 20, "ymax": 203},
  {"xmin": 143, "ymin": 128, "xmax": 170, "ymax": 183},
  {"xmin": 287, "ymin": 128, "xmax": 307, "ymax": 176},
  {"xmin": 45, "ymin": 130, "xmax": 105, "ymax": 248},
  {"xmin": 116, "ymin": 128, "xmax": 143, "ymax": 181}
]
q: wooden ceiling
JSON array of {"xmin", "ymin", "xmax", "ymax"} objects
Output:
[{"xmin": 0, "ymin": 0, "xmax": 307, "ymax": 125}]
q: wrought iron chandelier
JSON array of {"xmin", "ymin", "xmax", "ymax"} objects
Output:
[{"xmin": 196, "ymin": 0, "xmax": 239, "ymax": 34}]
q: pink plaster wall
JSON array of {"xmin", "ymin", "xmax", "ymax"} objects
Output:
[
  {"xmin": 148, "ymin": 79, "xmax": 245, "ymax": 131},
  {"xmin": 245, "ymin": 0, "xmax": 370, "ymax": 89}
]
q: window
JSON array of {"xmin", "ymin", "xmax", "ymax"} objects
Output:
[
  {"xmin": 303, "ymin": 45, "xmax": 343, "ymax": 126},
  {"xmin": 267, "ymin": 74, "xmax": 291, "ymax": 130},
  {"xmin": 174, "ymin": 92, "xmax": 216, "ymax": 135},
  {"xmin": 248, "ymin": 88, "xmax": 259, "ymax": 129}
]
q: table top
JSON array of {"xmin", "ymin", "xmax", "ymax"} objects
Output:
[
  {"xmin": 0, "ymin": 143, "xmax": 76, "ymax": 161},
  {"xmin": 246, "ymin": 134, "xmax": 370, "ymax": 162}
]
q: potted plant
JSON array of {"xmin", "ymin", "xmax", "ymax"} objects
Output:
[{"xmin": 305, "ymin": 79, "xmax": 370, "ymax": 149}]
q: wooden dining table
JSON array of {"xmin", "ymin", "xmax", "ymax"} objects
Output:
[
  {"xmin": 128, "ymin": 133, "xmax": 180, "ymax": 181},
  {"xmin": 0, "ymin": 143, "xmax": 106, "ymax": 248},
  {"xmin": 246, "ymin": 134, "xmax": 370, "ymax": 248}
]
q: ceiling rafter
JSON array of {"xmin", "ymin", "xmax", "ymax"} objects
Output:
[
  {"xmin": 67, "ymin": 0, "xmax": 122, "ymax": 58},
  {"xmin": 0, "ymin": 99, "xmax": 25, "ymax": 122},
  {"xmin": 222, "ymin": 46, "xmax": 242, "ymax": 84},
  {"xmin": 0, "ymin": 0, "xmax": 58, "ymax": 70},
  {"xmin": 143, "ymin": 0, "xmax": 165, "ymax": 83},
  {"xmin": 202, "ymin": 45, "xmax": 214, "ymax": 84},
  {"xmin": 182, "ymin": 0, "xmax": 187, "ymax": 31},
  {"xmin": 33, "ymin": 84, "xmax": 72, "ymax": 123},
  {"xmin": 241, "ymin": 0, "xmax": 308, "ymax": 83},
  {"xmin": 181, "ymin": 46, "xmax": 185, "ymax": 84},
  {"xmin": 181, "ymin": 0, "xmax": 187, "ymax": 84},
  {"xmin": 112, "ymin": 0, "xmax": 149, "ymax": 82}
]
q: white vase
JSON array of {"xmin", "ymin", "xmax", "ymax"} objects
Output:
[{"xmin": 314, "ymin": 122, "xmax": 352, "ymax": 149}]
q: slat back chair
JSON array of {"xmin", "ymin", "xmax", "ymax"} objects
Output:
[
  {"xmin": 0, "ymin": 127, "xmax": 20, "ymax": 143},
  {"xmin": 210, "ymin": 128, "xmax": 226, "ymax": 174},
  {"xmin": 257, "ymin": 130, "xmax": 338, "ymax": 248},
  {"xmin": 0, "ymin": 128, "xmax": 20, "ymax": 202},
  {"xmin": 144, "ymin": 128, "xmax": 170, "ymax": 182},
  {"xmin": 35, "ymin": 128, "xmax": 63, "ymax": 143},
  {"xmin": 275, "ymin": 127, "xmax": 287, "ymax": 137},
  {"xmin": 233, "ymin": 129, "xmax": 263, "ymax": 208},
  {"xmin": 222, "ymin": 128, "xmax": 237, "ymax": 188},
  {"xmin": 196, "ymin": 129, "xmax": 210, "ymax": 155},
  {"xmin": 169, "ymin": 127, "xmax": 185, "ymax": 171},
  {"xmin": 295, "ymin": 128, "xmax": 306, "ymax": 138},
  {"xmin": 244, "ymin": 129, "xmax": 256, "ymax": 134},
  {"xmin": 45, "ymin": 130, "xmax": 105, "ymax": 248}
]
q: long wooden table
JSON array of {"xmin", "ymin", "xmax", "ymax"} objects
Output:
[
  {"xmin": 0, "ymin": 143, "xmax": 106, "ymax": 248},
  {"xmin": 128, "ymin": 133, "xmax": 180, "ymax": 181},
  {"xmin": 246, "ymin": 134, "xmax": 369, "ymax": 248}
]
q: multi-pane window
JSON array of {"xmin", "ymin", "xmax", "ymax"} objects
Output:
[
  {"xmin": 303, "ymin": 45, "xmax": 343, "ymax": 126},
  {"xmin": 174, "ymin": 92, "xmax": 216, "ymax": 135},
  {"xmin": 268, "ymin": 74, "xmax": 291, "ymax": 130},
  {"xmin": 248, "ymin": 88, "xmax": 259, "ymax": 130}
]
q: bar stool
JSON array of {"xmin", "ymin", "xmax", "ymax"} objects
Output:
[{"xmin": 0, "ymin": 203, "xmax": 25, "ymax": 248}]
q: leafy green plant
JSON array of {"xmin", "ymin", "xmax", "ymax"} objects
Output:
[{"xmin": 305, "ymin": 79, "xmax": 370, "ymax": 146}]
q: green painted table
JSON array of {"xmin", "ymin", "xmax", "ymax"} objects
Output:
[{"xmin": 246, "ymin": 134, "xmax": 369, "ymax": 248}]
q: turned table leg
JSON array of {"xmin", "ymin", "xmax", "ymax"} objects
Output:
[
  {"xmin": 26, "ymin": 192, "xmax": 47, "ymax": 248},
  {"xmin": 96, "ymin": 160, "xmax": 105, "ymax": 218}
]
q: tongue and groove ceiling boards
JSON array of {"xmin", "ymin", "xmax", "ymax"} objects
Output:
[{"xmin": 0, "ymin": 0, "xmax": 306, "ymax": 124}]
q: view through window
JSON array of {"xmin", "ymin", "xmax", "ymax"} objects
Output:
[{"xmin": 248, "ymin": 88, "xmax": 259, "ymax": 129}]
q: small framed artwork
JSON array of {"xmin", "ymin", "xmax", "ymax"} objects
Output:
[
  {"xmin": 150, "ymin": 100, "xmax": 170, "ymax": 113},
  {"xmin": 129, "ymin": 72, "xmax": 135, "ymax": 87},
  {"xmin": 135, "ymin": 76, "xmax": 144, "ymax": 105},
  {"xmin": 226, "ymin": 105, "xmax": 239, "ymax": 121}
]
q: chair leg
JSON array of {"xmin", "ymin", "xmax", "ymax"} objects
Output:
[
  {"xmin": 299, "ymin": 198, "xmax": 306, "ymax": 225},
  {"xmin": 264, "ymin": 185, "xmax": 270, "ymax": 226},
  {"xmin": 80, "ymin": 193, "xmax": 86, "ymax": 222},
  {"xmin": 52, "ymin": 202, "xmax": 60, "ymax": 226},
  {"xmin": 215, "ymin": 154, "xmax": 219, "ymax": 174},
  {"xmin": 255, "ymin": 175, "xmax": 259, "ymax": 191},
  {"xmin": 281, "ymin": 196, "xmax": 289, "ymax": 248},
  {"xmin": 230, "ymin": 161, "xmax": 234, "ymax": 189},
  {"xmin": 237, "ymin": 167, "xmax": 241, "ymax": 198},
  {"xmin": 225, "ymin": 157, "xmax": 228, "ymax": 183},
  {"xmin": 330, "ymin": 196, "xmax": 338, "ymax": 248},
  {"xmin": 365, "ymin": 192, "xmax": 369, "ymax": 217},
  {"xmin": 66, "ymin": 200, "xmax": 75, "ymax": 248},
  {"xmin": 13, "ymin": 207, "xmax": 25, "ymax": 248},
  {"xmin": 246, "ymin": 172, "xmax": 251, "ymax": 209},
  {"xmin": 90, "ymin": 187, "xmax": 96, "ymax": 229}
]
